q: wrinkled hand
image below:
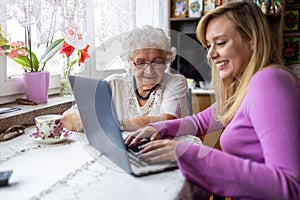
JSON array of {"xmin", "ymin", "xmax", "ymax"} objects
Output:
[
  {"xmin": 62, "ymin": 106, "xmax": 83, "ymax": 132},
  {"xmin": 139, "ymin": 139, "xmax": 178, "ymax": 164},
  {"xmin": 124, "ymin": 126, "xmax": 160, "ymax": 148}
]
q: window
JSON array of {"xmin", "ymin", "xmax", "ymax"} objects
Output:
[
  {"xmin": 0, "ymin": 0, "xmax": 168, "ymax": 104},
  {"xmin": 0, "ymin": 19, "xmax": 62, "ymax": 104},
  {"xmin": 5, "ymin": 19, "xmax": 62, "ymax": 77}
]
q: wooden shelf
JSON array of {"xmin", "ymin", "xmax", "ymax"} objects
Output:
[
  {"xmin": 283, "ymin": 32, "xmax": 300, "ymax": 38},
  {"xmin": 170, "ymin": 17, "xmax": 201, "ymax": 21},
  {"xmin": 264, "ymin": 13, "xmax": 282, "ymax": 17}
]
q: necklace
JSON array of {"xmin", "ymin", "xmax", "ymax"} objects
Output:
[{"xmin": 133, "ymin": 78, "xmax": 159, "ymax": 100}]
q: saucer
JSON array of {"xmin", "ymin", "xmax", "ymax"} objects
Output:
[{"xmin": 30, "ymin": 129, "xmax": 72, "ymax": 144}]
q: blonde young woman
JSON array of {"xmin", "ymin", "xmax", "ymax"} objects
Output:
[
  {"xmin": 63, "ymin": 26, "xmax": 188, "ymax": 132},
  {"xmin": 125, "ymin": 1, "xmax": 300, "ymax": 199}
]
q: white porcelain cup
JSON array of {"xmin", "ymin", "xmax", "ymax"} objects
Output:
[
  {"xmin": 199, "ymin": 81, "xmax": 208, "ymax": 90},
  {"xmin": 35, "ymin": 114, "xmax": 64, "ymax": 139}
]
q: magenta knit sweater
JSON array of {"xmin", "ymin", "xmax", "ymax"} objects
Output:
[{"xmin": 151, "ymin": 68, "xmax": 300, "ymax": 200}]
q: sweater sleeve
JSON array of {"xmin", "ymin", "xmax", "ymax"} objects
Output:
[
  {"xmin": 175, "ymin": 68, "xmax": 300, "ymax": 199},
  {"xmin": 150, "ymin": 104, "xmax": 223, "ymax": 138}
]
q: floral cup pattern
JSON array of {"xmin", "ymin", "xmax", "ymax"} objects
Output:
[{"xmin": 35, "ymin": 115, "xmax": 64, "ymax": 139}]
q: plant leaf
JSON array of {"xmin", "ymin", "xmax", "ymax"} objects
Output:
[
  {"xmin": 69, "ymin": 59, "xmax": 77, "ymax": 68},
  {"xmin": 12, "ymin": 56, "xmax": 31, "ymax": 70},
  {"xmin": 25, "ymin": 47, "xmax": 40, "ymax": 72},
  {"xmin": 0, "ymin": 44, "xmax": 11, "ymax": 51},
  {"xmin": 39, "ymin": 38, "xmax": 64, "ymax": 65}
]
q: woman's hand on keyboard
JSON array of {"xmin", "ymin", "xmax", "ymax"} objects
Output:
[
  {"xmin": 139, "ymin": 139, "xmax": 177, "ymax": 164},
  {"xmin": 124, "ymin": 126, "xmax": 161, "ymax": 149}
]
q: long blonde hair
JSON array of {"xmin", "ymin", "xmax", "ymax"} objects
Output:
[{"xmin": 196, "ymin": 1, "xmax": 284, "ymax": 125}]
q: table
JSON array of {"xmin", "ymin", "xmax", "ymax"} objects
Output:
[{"xmin": 0, "ymin": 126, "xmax": 187, "ymax": 200}]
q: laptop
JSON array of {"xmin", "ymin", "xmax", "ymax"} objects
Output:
[{"xmin": 69, "ymin": 75, "xmax": 178, "ymax": 177}]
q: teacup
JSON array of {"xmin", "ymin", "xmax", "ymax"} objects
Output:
[
  {"xmin": 35, "ymin": 114, "xmax": 64, "ymax": 139},
  {"xmin": 199, "ymin": 81, "xmax": 208, "ymax": 90}
]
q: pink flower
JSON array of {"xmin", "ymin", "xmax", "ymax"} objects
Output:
[
  {"xmin": 55, "ymin": 119, "xmax": 61, "ymax": 125},
  {"xmin": 19, "ymin": 49, "xmax": 28, "ymax": 56},
  {"xmin": 53, "ymin": 124, "xmax": 63, "ymax": 137},
  {"xmin": 8, "ymin": 49, "xmax": 19, "ymax": 59},
  {"xmin": 16, "ymin": 41, "xmax": 25, "ymax": 47}
]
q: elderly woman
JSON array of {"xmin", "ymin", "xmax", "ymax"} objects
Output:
[{"xmin": 63, "ymin": 25, "xmax": 188, "ymax": 132}]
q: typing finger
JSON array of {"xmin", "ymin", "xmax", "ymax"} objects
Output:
[
  {"xmin": 140, "ymin": 142, "xmax": 176, "ymax": 163},
  {"xmin": 140, "ymin": 140, "xmax": 170, "ymax": 153},
  {"xmin": 124, "ymin": 134, "xmax": 135, "ymax": 146},
  {"xmin": 150, "ymin": 132, "xmax": 161, "ymax": 141}
]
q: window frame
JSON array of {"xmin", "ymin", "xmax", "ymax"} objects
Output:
[
  {"xmin": 0, "ymin": 21, "xmax": 68, "ymax": 104},
  {"xmin": 0, "ymin": 56, "xmax": 61, "ymax": 104}
]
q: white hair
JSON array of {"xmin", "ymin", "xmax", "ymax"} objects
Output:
[{"xmin": 120, "ymin": 25, "xmax": 176, "ymax": 64}]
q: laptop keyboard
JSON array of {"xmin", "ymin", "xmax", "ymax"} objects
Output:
[
  {"xmin": 127, "ymin": 150, "xmax": 149, "ymax": 168},
  {"xmin": 126, "ymin": 138, "xmax": 151, "ymax": 168}
]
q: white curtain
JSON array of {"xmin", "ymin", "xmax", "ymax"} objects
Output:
[
  {"xmin": 135, "ymin": 0, "xmax": 168, "ymax": 28},
  {"xmin": 91, "ymin": 0, "xmax": 169, "ymax": 75},
  {"xmin": 0, "ymin": 0, "xmax": 168, "ymax": 47},
  {"xmin": 0, "ymin": 0, "xmax": 169, "ymax": 77},
  {"xmin": 59, "ymin": 0, "xmax": 87, "ymax": 49},
  {"xmin": 0, "ymin": 0, "xmax": 87, "ymax": 49},
  {"xmin": 93, "ymin": 0, "xmax": 169, "ymax": 46}
]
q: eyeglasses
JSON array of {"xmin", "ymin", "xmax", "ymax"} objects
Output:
[{"xmin": 131, "ymin": 60, "xmax": 165, "ymax": 69}]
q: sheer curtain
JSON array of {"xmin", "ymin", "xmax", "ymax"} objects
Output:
[
  {"xmin": 93, "ymin": 0, "xmax": 168, "ymax": 45},
  {"xmin": 91, "ymin": 0, "xmax": 169, "ymax": 77},
  {"xmin": 0, "ymin": 0, "xmax": 169, "ymax": 76},
  {"xmin": 0, "ymin": 0, "xmax": 87, "ymax": 48}
]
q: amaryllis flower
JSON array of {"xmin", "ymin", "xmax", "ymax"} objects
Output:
[
  {"xmin": 60, "ymin": 42, "xmax": 75, "ymax": 57},
  {"xmin": 60, "ymin": 42, "xmax": 90, "ymax": 68},
  {"xmin": 79, "ymin": 44, "xmax": 90, "ymax": 65}
]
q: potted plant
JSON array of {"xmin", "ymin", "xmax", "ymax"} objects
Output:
[{"xmin": 0, "ymin": 29, "xmax": 64, "ymax": 104}]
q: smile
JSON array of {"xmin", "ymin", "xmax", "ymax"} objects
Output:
[
  {"xmin": 216, "ymin": 60, "xmax": 229, "ymax": 70},
  {"xmin": 143, "ymin": 76, "xmax": 157, "ymax": 79}
]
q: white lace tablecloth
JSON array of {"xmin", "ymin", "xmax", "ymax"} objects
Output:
[{"xmin": 0, "ymin": 126, "xmax": 185, "ymax": 200}]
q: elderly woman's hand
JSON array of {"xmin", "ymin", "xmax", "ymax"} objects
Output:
[
  {"xmin": 139, "ymin": 139, "xmax": 178, "ymax": 164},
  {"xmin": 124, "ymin": 126, "xmax": 161, "ymax": 148},
  {"xmin": 62, "ymin": 105, "xmax": 84, "ymax": 132}
]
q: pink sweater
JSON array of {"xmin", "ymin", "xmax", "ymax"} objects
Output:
[{"xmin": 151, "ymin": 68, "xmax": 300, "ymax": 200}]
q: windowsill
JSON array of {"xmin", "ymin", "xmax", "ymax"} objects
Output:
[{"xmin": 0, "ymin": 95, "xmax": 74, "ymax": 132}]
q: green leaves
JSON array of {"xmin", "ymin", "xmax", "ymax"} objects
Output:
[
  {"xmin": 1, "ymin": 38, "xmax": 65, "ymax": 72},
  {"xmin": 39, "ymin": 38, "xmax": 64, "ymax": 66},
  {"xmin": 12, "ymin": 47, "xmax": 39, "ymax": 72}
]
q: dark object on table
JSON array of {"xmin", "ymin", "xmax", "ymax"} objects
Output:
[
  {"xmin": 0, "ymin": 170, "xmax": 13, "ymax": 187},
  {"xmin": 0, "ymin": 107, "xmax": 21, "ymax": 114},
  {"xmin": 15, "ymin": 98, "xmax": 37, "ymax": 105},
  {"xmin": 0, "ymin": 125, "xmax": 25, "ymax": 141}
]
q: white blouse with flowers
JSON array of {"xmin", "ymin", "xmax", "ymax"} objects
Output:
[{"xmin": 105, "ymin": 72, "xmax": 188, "ymax": 122}]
